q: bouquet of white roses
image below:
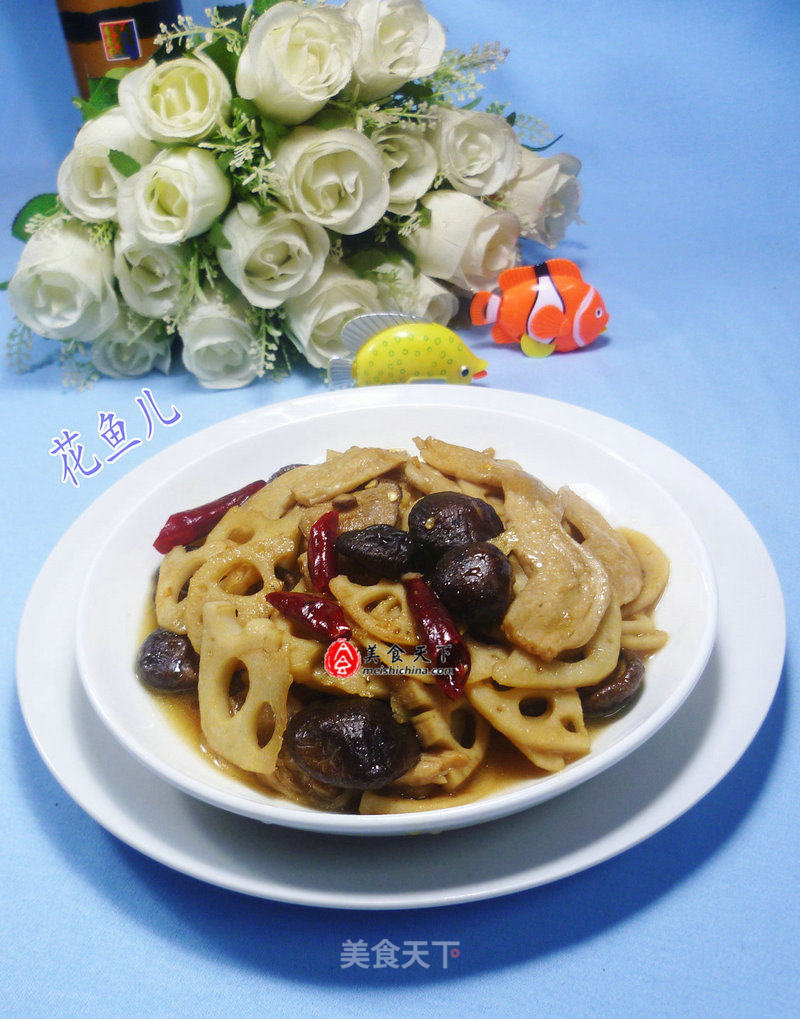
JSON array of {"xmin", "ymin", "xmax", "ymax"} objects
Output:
[{"xmin": 5, "ymin": 0, "xmax": 582, "ymax": 389}]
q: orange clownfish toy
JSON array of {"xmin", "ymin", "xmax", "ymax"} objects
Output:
[{"xmin": 470, "ymin": 259, "xmax": 609, "ymax": 357}]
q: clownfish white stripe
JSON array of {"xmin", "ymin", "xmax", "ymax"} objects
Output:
[
  {"xmin": 573, "ymin": 286, "xmax": 597, "ymax": 347},
  {"xmin": 535, "ymin": 274, "xmax": 565, "ymax": 314},
  {"xmin": 485, "ymin": 293, "xmax": 501, "ymax": 324},
  {"xmin": 526, "ymin": 274, "xmax": 565, "ymax": 338}
]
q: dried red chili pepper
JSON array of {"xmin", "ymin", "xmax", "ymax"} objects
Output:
[
  {"xmin": 153, "ymin": 480, "xmax": 266, "ymax": 554},
  {"xmin": 266, "ymin": 592, "xmax": 352, "ymax": 642},
  {"xmin": 403, "ymin": 577, "xmax": 471, "ymax": 700},
  {"xmin": 307, "ymin": 509, "xmax": 339, "ymax": 593}
]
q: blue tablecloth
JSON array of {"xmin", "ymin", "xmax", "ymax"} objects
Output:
[{"xmin": 2, "ymin": 1, "xmax": 797, "ymax": 1013}]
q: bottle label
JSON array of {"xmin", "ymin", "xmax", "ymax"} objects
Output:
[
  {"xmin": 57, "ymin": 2, "xmax": 184, "ymax": 97},
  {"xmin": 59, "ymin": 2, "xmax": 182, "ymax": 47},
  {"xmin": 99, "ymin": 19, "xmax": 141, "ymax": 61}
]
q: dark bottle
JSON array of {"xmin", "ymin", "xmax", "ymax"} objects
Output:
[{"xmin": 56, "ymin": 1, "xmax": 184, "ymax": 98}]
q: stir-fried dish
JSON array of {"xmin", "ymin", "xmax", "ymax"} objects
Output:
[{"xmin": 137, "ymin": 438, "xmax": 669, "ymax": 814}]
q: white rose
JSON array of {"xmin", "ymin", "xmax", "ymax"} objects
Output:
[
  {"xmin": 117, "ymin": 147, "xmax": 231, "ymax": 245},
  {"xmin": 114, "ymin": 231, "xmax": 186, "ymax": 319},
  {"xmin": 346, "ymin": 0, "xmax": 445, "ymax": 101},
  {"xmin": 371, "ymin": 122, "xmax": 438, "ymax": 216},
  {"xmin": 217, "ymin": 202, "xmax": 329, "ymax": 309},
  {"xmin": 284, "ymin": 261, "xmax": 380, "ymax": 368},
  {"xmin": 90, "ymin": 308, "xmax": 172, "ymax": 379},
  {"xmin": 403, "ymin": 191, "xmax": 520, "ymax": 292},
  {"xmin": 7, "ymin": 219, "xmax": 118, "ymax": 341},
  {"xmin": 273, "ymin": 127, "xmax": 389, "ymax": 234},
  {"xmin": 498, "ymin": 151, "xmax": 582, "ymax": 248},
  {"xmin": 56, "ymin": 108, "xmax": 157, "ymax": 223},
  {"xmin": 180, "ymin": 290, "xmax": 261, "ymax": 389},
  {"xmin": 117, "ymin": 54, "xmax": 231, "ymax": 143},
  {"xmin": 431, "ymin": 108, "xmax": 522, "ymax": 197},
  {"xmin": 408, "ymin": 274, "xmax": 459, "ymax": 324},
  {"xmin": 367, "ymin": 253, "xmax": 458, "ymax": 324},
  {"xmin": 236, "ymin": 2, "xmax": 359, "ymax": 124}
]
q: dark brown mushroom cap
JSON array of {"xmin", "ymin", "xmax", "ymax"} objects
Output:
[
  {"xmin": 285, "ymin": 697, "xmax": 420, "ymax": 790},
  {"xmin": 408, "ymin": 492, "xmax": 503, "ymax": 561},
  {"xmin": 136, "ymin": 628, "xmax": 199, "ymax": 692},
  {"xmin": 580, "ymin": 652, "xmax": 644, "ymax": 718},
  {"xmin": 430, "ymin": 541, "xmax": 512, "ymax": 632}
]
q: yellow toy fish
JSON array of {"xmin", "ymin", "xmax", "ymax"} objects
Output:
[{"xmin": 328, "ymin": 313, "xmax": 488, "ymax": 388}]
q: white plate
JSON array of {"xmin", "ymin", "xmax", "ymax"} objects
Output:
[
  {"xmin": 75, "ymin": 396, "xmax": 717, "ymax": 835},
  {"xmin": 17, "ymin": 389, "xmax": 785, "ymax": 906}
]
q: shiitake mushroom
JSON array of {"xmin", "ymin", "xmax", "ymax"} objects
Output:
[
  {"xmin": 267, "ymin": 463, "xmax": 308, "ymax": 483},
  {"xmin": 136, "ymin": 628, "xmax": 199, "ymax": 692},
  {"xmin": 284, "ymin": 697, "xmax": 420, "ymax": 790},
  {"xmin": 430, "ymin": 541, "xmax": 512, "ymax": 632},
  {"xmin": 335, "ymin": 524, "xmax": 416, "ymax": 579},
  {"xmin": 408, "ymin": 492, "xmax": 503, "ymax": 561},
  {"xmin": 580, "ymin": 652, "xmax": 645, "ymax": 718}
]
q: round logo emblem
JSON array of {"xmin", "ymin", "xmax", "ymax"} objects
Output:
[{"xmin": 324, "ymin": 639, "xmax": 362, "ymax": 679}]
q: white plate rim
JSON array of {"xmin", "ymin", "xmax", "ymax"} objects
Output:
[
  {"xmin": 15, "ymin": 387, "xmax": 786, "ymax": 909},
  {"xmin": 73, "ymin": 398, "xmax": 718, "ymax": 836}
]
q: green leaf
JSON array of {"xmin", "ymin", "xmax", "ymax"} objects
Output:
[
  {"xmin": 207, "ymin": 221, "xmax": 232, "ymax": 250},
  {"xmin": 215, "ymin": 151, "xmax": 234, "ymax": 173},
  {"xmin": 308, "ymin": 106, "xmax": 353, "ymax": 131},
  {"xmin": 202, "ymin": 35, "xmax": 239, "ymax": 84},
  {"xmin": 461, "ymin": 97, "xmax": 481, "ymax": 111},
  {"xmin": 523, "ymin": 133, "xmax": 564, "ymax": 153},
  {"xmin": 346, "ymin": 247, "xmax": 393, "ymax": 277},
  {"xmin": 260, "ymin": 116, "xmax": 289, "ymax": 155},
  {"xmin": 217, "ymin": 3, "xmax": 247, "ymax": 29},
  {"xmin": 108, "ymin": 149, "xmax": 141, "ymax": 178},
  {"xmin": 400, "ymin": 247, "xmax": 419, "ymax": 276},
  {"xmin": 397, "ymin": 81, "xmax": 435, "ymax": 103},
  {"xmin": 396, "ymin": 246, "xmax": 417, "ymax": 271},
  {"xmin": 88, "ymin": 75, "xmax": 119, "ymax": 102},
  {"xmin": 232, "ymin": 96, "xmax": 261, "ymax": 120},
  {"xmin": 103, "ymin": 67, "xmax": 130, "ymax": 82},
  {"xmin": 73, "ymin": 74, "xmax": 121, "ymax": 121},
  {"xmin": 505, "ymin": 111, "xmax": 517, "ymax": 126},
  {"xmin": 251, "ymin": 0, "xmax": 283, "ymax": 16},
  {"xmin": 0, "ymin": 280, "xmax": 8, "ymax": 291},
  {"xmin": 347, "ymin": 246, "xmax": 417, "ymax": 281},
  {"xmin": 11, "ymin": 194, "xmax": 60, "ymax": 242}
]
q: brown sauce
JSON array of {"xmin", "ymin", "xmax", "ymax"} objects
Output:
[
  {"xmin": 139, "ymin": 603, "xmax": 614, "ymax": 814},
  {"xmin": 140, "ymin": 601, "xmax": 274, "ymax": 795}
]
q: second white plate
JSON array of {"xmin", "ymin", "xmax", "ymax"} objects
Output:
[{"xmin": 17, "ymin": 388, "xmax": 784, "ymax": 908}]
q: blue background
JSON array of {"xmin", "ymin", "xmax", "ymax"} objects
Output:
[{"xmin": 1, "ymin": 0, "xmax": 798, "ymax": 1013}]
